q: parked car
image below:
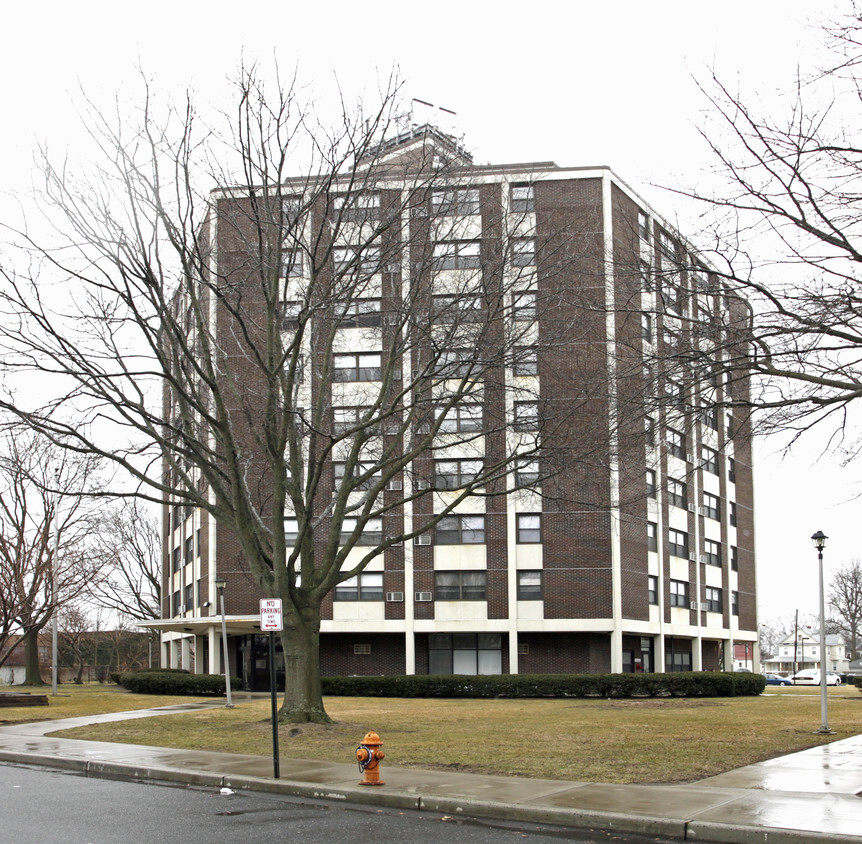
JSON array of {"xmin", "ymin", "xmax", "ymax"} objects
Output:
[
  {"xmin": 790, "ymin": 669, "xmax": 842, "ymax": 686},
  {"xmin": 764, "ymin": 673, "xmax": 792, "ymax": 686}
]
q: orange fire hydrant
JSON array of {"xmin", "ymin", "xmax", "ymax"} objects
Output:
[{"xmin": 356, "ymin": 730, "xmax": 385, "ymax": 786}]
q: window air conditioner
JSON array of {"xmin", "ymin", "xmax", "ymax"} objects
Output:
[
  {"xmin": 701, "ymin": 602, "xmax": 710, "ymax": 612},
  {"xmin": 698, "ymin": 554, "xmax": 706, "ymax": 563},
  {"xmin": 385, "ymin": 535, "xmax": 403, "ymax": 546},
  {"xmin": 686, "ymin": 453, "xmax": 694, "ymax": 463},
  {"xmin": 416, "ymin": 423, "xmax": 431, "ymax": 434},
  {"xmin": 386, "ymin": 479, "xmax": 403, "ymax": 491},
  {"xmin": 688, "ymin": 553, "xmax": 698, "ymax": 562},
  {"xmin": 386, "ymin": 591, "xmax": 404, "ymax": 602},
  {"xmin": 178, "ymin": 604, "xmax": 186, "ymax": 613},
  {"xmin": 687, "ymin": 504, "xmax": 696, "ymax": 513},
  {"xmin": 383, "ymin": 425, "xmax": 400, "ymax": 436},
  {"xmin": 414, "ymin": 479, "xmax": 431, "ymax": 490},
  {"xmin": 414, "ymin": 535, "xmax": 431, "ymax": 545},
  {"xmin": 698, "ymin": 506, "xmax": 706, "ymax": 516},
  {"xmin": 415, "ymin": 591, "xmax": 433, "ymax": 602},
  {"xmin": 689, "ymin": 601, "xmax": 699, "ymax": 611}
]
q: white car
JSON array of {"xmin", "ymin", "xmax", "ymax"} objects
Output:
[{"xmin": 790, "ymin": 669, "xmax": 842, "ymax": 686}]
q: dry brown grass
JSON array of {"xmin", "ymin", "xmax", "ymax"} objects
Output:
[
  {"xmin": 0, "ymin": 683, "xmax": 209, "ymax": 724},
  {"xmin": 47, "ymin": 685, "xmax": 862, "ymax": 784}
]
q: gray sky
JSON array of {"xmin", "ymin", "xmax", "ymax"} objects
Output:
[{"xmin": 0, "ymin": 0, "xmax": 854, "ymax": 622}]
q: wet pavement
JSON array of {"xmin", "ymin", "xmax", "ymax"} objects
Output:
[{"xmin": 1, "ymin": 700, "xmax": 861, "ymax": 843}]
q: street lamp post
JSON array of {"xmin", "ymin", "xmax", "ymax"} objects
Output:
[
  {"xmin": 214, "ymin": 578, "xmax": 233, "ymax": 708},
  {"xmin": 811, "ymin": 531, "xmax": 833, "ymax": 735}
]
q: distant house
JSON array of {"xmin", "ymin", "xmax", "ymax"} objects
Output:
[
  {"xmin": 762, "ymin": 628, "xmax": 850, "ymax": 675},
  {"xmin": 0, "ymin": 638, "xmax": 28, "ymax": 685}
]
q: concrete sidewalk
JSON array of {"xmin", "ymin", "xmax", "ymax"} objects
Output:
[{"xmin": 1, "ymin": 700, "xmax": 861, "ymax": 843}]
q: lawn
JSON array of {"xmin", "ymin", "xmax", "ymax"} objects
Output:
[
  {"xmin": 0, "ymin": 683, "xmax": 210, "ymax": 723},
  {"xmin": 40, "ymin": 684, "xmax": 862, "ymax": 784}
]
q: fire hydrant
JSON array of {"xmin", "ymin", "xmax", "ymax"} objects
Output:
[{"xmin": 356, "ymin": 730, "xmax": 385, "ymax": 786}]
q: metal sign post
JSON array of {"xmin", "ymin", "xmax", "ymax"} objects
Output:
[{"xmin": 260, "ymin": 599, "xmax": 283, "ymax": 778}]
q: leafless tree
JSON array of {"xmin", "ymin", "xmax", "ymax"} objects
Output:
[
  {"xmin": 828, "ymin": 558, "xmax": 862, "ymax": 660},
  {"xmin": 57, "ymin": 604, "xmax": 94, "ymax": 684},
  {"xmin": 0, "ymin": 68, "xmax": 633, "ymax": 720},
  {"xmin": 656, "ymin": 5, "xmax": 862, "ymax": 455},
  {"xmin": 0, "ymin": 427, "xmax": 103, "ymax": 684},
  {"xmin": 89, "ymin": 500, "xmax": 160, "ymax": 623}
]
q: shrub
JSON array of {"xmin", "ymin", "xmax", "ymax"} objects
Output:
[
  {"xmin": 109, "ymin": 667, "xmax": 189, "ymax": 685},
  {"xmin": 118, "ymin": 669, "xmax": 240, "ymax": 696},
  {"xmin": 321, "ymin": 671, "xmax": 765, "ymax": 699}
]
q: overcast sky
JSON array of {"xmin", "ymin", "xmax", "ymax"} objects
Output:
[{"xmin": 0, "ymin": 0, "xmax": 855, "ymax": 623}]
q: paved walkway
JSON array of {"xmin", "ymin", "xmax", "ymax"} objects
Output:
[{"xmin": 1, "ymin": 699, "xmax": 861, "ymax": 843}]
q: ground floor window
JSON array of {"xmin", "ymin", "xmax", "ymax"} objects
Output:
[
  {"xmin": 428, "ymin": 632, "xmax": 502, "ymax": 675},
  {"xmin": 664, "ymin": 638, "xmax": 693, "ymax": 672}
]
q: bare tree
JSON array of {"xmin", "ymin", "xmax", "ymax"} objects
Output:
[
  {"xmin": 0, "ymin": 427, "xmax": 103, "ymax": 684},
  {"xmin": 90, "ymin": 500, "xmax": 160, "ymax": 623},
  {"xmin": 0, "ymin": 69, "xmax": 632, "ymax": 719},
  {"xmin": 57, "ymin": 604, "xmax": 94, "ymax": 684},
  {"xmin": 655, "ymin": 6, "xmax": 862, "ymax": 452},
  {"xmin": 829, "ymin": 558, "xmax": 862, "ymax": 660}
]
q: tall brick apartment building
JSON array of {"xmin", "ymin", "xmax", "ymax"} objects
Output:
[{"xmin": 152, "ymin": 127, "xmax": 758, "ymax": 687}]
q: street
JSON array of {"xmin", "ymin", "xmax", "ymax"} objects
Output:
[{"xmin": 0, "ymin": 763, "xmax": 680, "ymax": 844}]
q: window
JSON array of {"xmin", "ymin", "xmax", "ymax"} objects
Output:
[
  {"xmin": 512, "ymin": 238, "xmax": 536, "ymax": 267},
  {"xmin": 648, "ymin": 575, "xmax": 658, "ymax": 605},
  {"xmin": 646, "ymin": 468, "xmax": 656, "ymax": 498},
  {"xmin": 172, "ymin": 546, "xmax": 181, "ymax": 573},
  {"xmin": 659, "ymin": 231, "xmax": 676, "ymax": 260},
  {"xmin": 702, "ymin": 492, "xmax": 720, "ymax": 521},
  {"xmin": 284, "ymin": 518, "xmax": 300, "ymax": 544},
  {"xmin": 640, "ymin": 260, "xmax": 652, "ymax": 292},
  {"xmin": 431, "ymin": 294, "xmax": 483, "ymax": 323},
  {"xmin": 704, "ymin": 539, "xmax": 721, "ymax": 567},
  {"xmin": 666, "ymin": 377, "xmax": 685, "ymax": 408},
  {"xmin": 667, "ymin": 428, "xmax": 685, "ymax": 460},
  {"xmin": 334, "ymin": 572, "xmax": 384, "ymax": 601},
  {"xmin": 647, "ymin": 521, "xmax": 658, "ymax": 552},
  {"xmin": 332, "ymin": 406, "xmax": 374, "ymax": 434},
  {"xmin": 641, "ymin": 313, "xmax": 653, "ymax": 343},
  {"xmin": 280, "ymin": 300, "xmax": 303, "ymax": 328},
  {"xmin": 333, "ymin": 192, "xmax": 380, "ymax": 221},
  {"xmin": 337, "ymin": 299, "xmax": 381, "ymax": 328},
  {"xmin": 438, "ymin": 403, "xmax": 483, "ymax": 432},
  {"xmin": 196, "ymin": 528, "xmax": 201, "ymax": 558},
  {"xmin": 431, "ymin": 187, "xmax": 480, "ymax": 216},
  {"xmin": 434, "ymin": 571, "xmax": 487, "ymax": 600},
  {"xmin": 510, "ymin": 184, "xmax": 535, "ymax": 213},
  {"xmin": 731, "ymin": 545, "xmax": 738, "ymax": 571},
  {"xmin": 333, "ymin": 244, "xmax": 381, "ymax": 274},
  {"xmin": 670, "ymin": 579, "xmax": 689, "ymax": 608},
  {"xmin": 662, "ymin": 284, "xmax": 682, "ymax": 314},
  {"xmin": 513, "ymin": 346, "xmax": 538, "ymax": 376},
  {"xmin": 514, "ymin": 401, "xmax": 539, "ymax": 431},
  {"xmin": 184, "ymin": 584, "xmax": 193, "ymax": 610},
  {"xmin": 437, "ymin": 349, "xmax": 476, "ymax": 379},
  {"xmin": 663, "ymin": 329, "xmax": 679, "ymax": 354},
  {"xmin": 433, "ymin": 458, "xmax": 483, "ymax": 490},
  {"xmin": 172, "ymin": 590, "xmax": 181, "ymax": 616},
  {"xmin": 702, "ymin": 402, "xmax": 719, "ymax": 431},
  {"xmin": 281, "ymin": 249, "xmax": 304, "ymax": 278},
  {"xmin": 728, "ymin": 457, "xmax": 736, "ymax": 483},
  {"xmin": 705, "ymin": 586, "xmax": 723, "ymax": 613},
  {"xmin": 429, "ymin": 632, "xmax": 501, "ymax": 674},
  {"xmin": 729, "ymin": 502, "xmax": 737, "ymax": 527},
  {"xmin": 332, "ymin": 352, "xmax": 382, "ymax": 382},
  {"xmin": 281, "ymin": 196, "xmax": 302, "ymax": 223},
  {"xmin": 339, "ymin": 517, "xmax": 383, "ymax": 546},
  {"xmin": 184, "ymin": 535, "xmax": 194, "ymax": 564},
  {"xmin": 435, "ymin": 515, "xmax": 486, "ymax": 544},
  {"xmin": 516, "ymin": 513, "xmax": 542, "ymax": 543},
  {"xmin": 334, "ymin": 461, "xmax": 382, "ymax": 490},
  {"xmin": 517, "ymin": 571, "xmax": 542, "ymax": 600},
  {"xmin": 515, "ymin": 459, "xmax": 539, "ymax": 487},
  {"xmin": 645, "ymin": 416, "xmax": 656, "ymax": 447},
  {"xmin": 668, "ymin": 528, "xmax": 688, "ymax": 558},
  {"xmin": 668, "ymin": 478, "xmax": 687, "ymax": 509},
  {"xmin": 512, "ymin": 289, "xmax": 536, "ymax": 321},
  {"xmin": 638, "ymin": 211, "xmax": 650, "ymax": 240},
  {"xmin": 665, "ymin": 644, "xmax": 692, "ymax": 672},
  {"xmin": 702, "ymin": 446, "xmax": 719, "ymax": 475},
  {"xmin": 726, "ymin": 413, "xmax": 734, "ymax": 440},
  {"xmin": 433, "ymin": 241, "xmax": 481, "ymax": 270},
  {"xmin": 732, "ymin": 590, "xmax": 739, "ymax": 616}
]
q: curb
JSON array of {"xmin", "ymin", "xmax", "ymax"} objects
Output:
[{"xmin": 2, "ymin": 749, "xmax": 861, "ymax": 844}]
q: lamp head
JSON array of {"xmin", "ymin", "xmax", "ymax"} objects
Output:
[
  {"xmin": 214, "ymin": 577, "xmax": 227, "ymax": 592},
  {"xmin": 811, "ymin": 531, "xmax": 828, "ymax": 552}
]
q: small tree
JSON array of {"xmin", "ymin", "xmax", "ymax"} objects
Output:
[
  {"xmin": 0, "ymin": 427, "xmax": 103, "ymax": 684},
  {"xmin": 829, "ymin": 558, "xmax": 862, "ymax": 661}
]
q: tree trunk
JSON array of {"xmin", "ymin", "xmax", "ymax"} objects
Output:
[
  {"xmin": 278, "ymin": 605, "xmax": 330, "ymax": 724},
  {"xmin": 23, "ymin": 628, "xmax": 46, "ymax": 686}
]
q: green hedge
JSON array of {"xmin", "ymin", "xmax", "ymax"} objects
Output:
[
  {"xmin": 109, "ymin": 667, "xmax": 189, "ymax": 685},
  {"xmin": 118, "ymin": 669, "xmax": 240, "ymax": 696},
  {"xmin": 321, "ymin": 671, "xmax": 765, "ymax": 699}
]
